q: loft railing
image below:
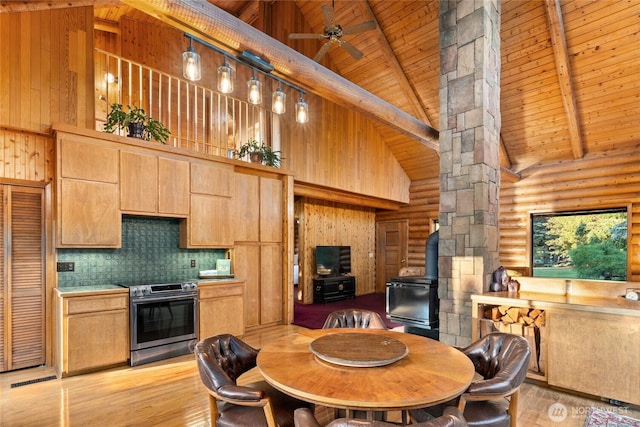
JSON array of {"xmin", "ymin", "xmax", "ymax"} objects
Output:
[{"xmin": 94, "ymin": 49, "xmax": 268, "ymax": 158}]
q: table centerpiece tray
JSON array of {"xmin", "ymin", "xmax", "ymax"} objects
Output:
[{"xmin": 309, "ymin": 332, "xmax": 408, "ymax": 367}]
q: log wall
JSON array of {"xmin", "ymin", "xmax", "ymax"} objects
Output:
[
  {"xmin": 376, "ymin": 178, "xmax": 440, "ymax": 270},
  {"xmin": 377, "ymin": 150, "xmax": 640, "ymax": 284}
]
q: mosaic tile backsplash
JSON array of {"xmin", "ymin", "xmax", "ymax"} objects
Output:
[{"xmin": 58, "ymin": 216, "xmax": 227, "ymax": 287}]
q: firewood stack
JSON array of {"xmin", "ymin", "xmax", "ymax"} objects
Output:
[{"xmin": 479, "ymin": 305, "xmax": 546, "ymax": 376}]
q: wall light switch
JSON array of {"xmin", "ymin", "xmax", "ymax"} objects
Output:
[{"xmin": 191, "ymin": 260, "xmax": 196, "ymax": 268}]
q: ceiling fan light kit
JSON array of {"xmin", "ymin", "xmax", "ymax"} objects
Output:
[{"xmin": 289, "ymin": 1, "xmax": 376, "ymax": 62}]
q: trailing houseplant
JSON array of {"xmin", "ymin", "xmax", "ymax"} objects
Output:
[
  {"xmin": 237, "ymin": 138, "xmax": 282, "ymax": 168},
  {"xmin": 104, "ymin": 103, "xmax": 170, "ymax": 144}
]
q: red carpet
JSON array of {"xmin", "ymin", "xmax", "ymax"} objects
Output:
[{"xmin": 293, "ymin": 292, "xmax": 402, "ymax": 329}]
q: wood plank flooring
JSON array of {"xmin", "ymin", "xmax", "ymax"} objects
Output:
[{"xmin": 1, "ymin": 324, "xmax": 638, "ymax": 426}]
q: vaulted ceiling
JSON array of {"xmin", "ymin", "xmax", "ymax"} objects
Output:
[{"xmin": 6, "ymin": 1, "xmax": 639, "ymax": 182}]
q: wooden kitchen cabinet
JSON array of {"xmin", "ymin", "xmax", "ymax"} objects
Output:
[
  {"xmin": 55, "ymin": 290, "xmax": 129, "ymax": 377},
  {"xmin": 180, "ymin": 162, "xmax": 234, "ymax": 248},
  {"xmin": 234, "ymin": 243, "xmax": 283, "ymax": 328},
  {"xmin": 260, "ymin": 176, "xmax": 283, "ymax": 243},
  {"xmin": 120, "ymin": 151, "xmax": 189, "ymax": 216},
  {"xmin": 198, "ymin": 281, "xmax": 245, "ymax": 338},
  {"xmin": 233, "ymin": 172, "xmax": 259, "ymax": 242},
  {"xmin": 57, "ymin": 137, "xmax": 121, "ymax": 247}
]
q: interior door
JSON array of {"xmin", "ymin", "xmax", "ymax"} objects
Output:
[{"xmin": 375, "ymin": 220, "xmax": 408, "ymax": 293}]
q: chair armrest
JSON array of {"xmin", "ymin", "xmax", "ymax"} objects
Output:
[
  {"xmin": 218, "ymin": 384, "xmax": 265, "ymax": 401},
  {"xmin": 294, "ymin": 408, "xmax": 322, "ymax": 427}
]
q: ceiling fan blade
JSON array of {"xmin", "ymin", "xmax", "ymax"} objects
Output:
[
  {"xmin": 289, "ymin": 33, "xmax": 327, "ymax": 40},
  {"xmin": 342, "ymin": 20, "xmax": 377, "ymax": 36},
  {"xmin": 339, "ymin": 40, "xmax": 364, "ymax": 60},
  {"xmin": 321, "ymin": 5, "xmax": 335, "ymax": 28},
  {"xmin": 313, "ymin": 41, "xmax": 333, "ymax": 62}
]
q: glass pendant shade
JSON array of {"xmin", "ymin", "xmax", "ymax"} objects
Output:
[
  {"xmin": 217, "ymin": 62, "xmax": 234, "ymax": 94},
  {"xmin": 295, "ymin": 95, "xmax": 309, "ymax": 123},
  {"xmin": 247, "ymin": 76, "xmax": 263, "ymax": 105},
  {"xmin": 182, "ymin": 44, "xmax": 201, "ymax": 82},
  {"xmin": 272, "ymin": 87, "xmax": 286, "ymax": 114}
]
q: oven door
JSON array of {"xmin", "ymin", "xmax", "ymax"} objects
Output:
[
  {"xmin": 386, "ymin": 281, "xmax": 439, "ymax": 328},
  {"xmin": 130, "ymin": 294, "xmax": 198, "ymax": 351}
]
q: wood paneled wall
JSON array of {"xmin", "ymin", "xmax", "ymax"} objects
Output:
[
  {"xmin": 296, "ymin": 197, "xmax": 376, "ymax": 304},
  {"xmin": 0, "ymin": 127, "xmax": 54, "ymax": 183},
  {"xmin": 0, "ymin": 7, "xmax": 94, "ymax": 133}
]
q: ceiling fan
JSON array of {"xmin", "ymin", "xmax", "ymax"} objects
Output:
[{"xmin": 289, "ymin": 1, "xmax": 377, "ymax": 62}]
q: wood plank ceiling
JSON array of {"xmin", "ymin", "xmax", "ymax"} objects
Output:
[{"xmin": 8, "ymin": 1, "xmax": 639, "ymax": 182}]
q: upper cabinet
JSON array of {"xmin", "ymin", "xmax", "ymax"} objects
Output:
[
  {"xmin": 120, "ymin": 152, "xmax": 189, "ymax": 216},
  {"xmin": 180, "ymin": 162, "xmax": 234, "ymax": 248},
  {"xmin": 57, "ymin": 136, "xmax": 121, "ymax": 247}
]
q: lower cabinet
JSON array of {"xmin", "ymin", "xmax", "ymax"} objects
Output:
[
  {"xmin": 55, "ymin": 290, "xmax": 129, "ymax": 377},
  {"xmin": 547, "ymin": 311, "xmax": 640, "ymax": 406},
  {"xmin": 199, "ymin": 281, "xmax": 245, "ymax": 338},
  {"xmin": 313, "ymin": 276, "xmax": 356, "ymax": 303}
]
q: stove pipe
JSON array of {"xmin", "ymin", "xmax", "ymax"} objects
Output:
[{"xmin": 425, "ymin": 230, "xmax": 439, "ymax": 280}]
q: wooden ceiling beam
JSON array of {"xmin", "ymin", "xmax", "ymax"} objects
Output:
[
  {"xmin": 120, "ymin": 0, "xmax": 439, "ymax": 151},
  {"xmin": 360, "ymin": 1, "xmax": 435, "ymax": 127},
  {"xmin": 544, "ymin": 0, "xmax": 584, "ymax": 160}
]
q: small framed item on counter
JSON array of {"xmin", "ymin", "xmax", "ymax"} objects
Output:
[{"xmin": 216, "ymin": 259, "xmax": 231, "ymax": 275}]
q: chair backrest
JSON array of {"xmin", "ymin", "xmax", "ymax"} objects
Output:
[
  {"xmin": 295, "ymin": 406, "xmax": 467, "ymax": 427},
  {"xmin": 322, "ymin": 308, "xmax": 387, "ymax": 329},
  {"xmin": 462, "ymin": 332, "xmax": 531, "ymax": 395},
  {"xmin": 194, "ymin": 334, "xmax": 259, "ymax": 393}
]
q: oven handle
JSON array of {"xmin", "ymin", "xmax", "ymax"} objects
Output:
[
  {"xmin": 131, "ymin": 293, "xmax": 198, "ymax": 304},
  {"xmin": 387, "ymin": 282, "xmax": 431, "ymax": 289}
]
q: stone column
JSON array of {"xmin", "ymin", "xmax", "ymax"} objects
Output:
[{"xmin": 438, "ymin": 0, "xmax": 501, "ymax": 347}]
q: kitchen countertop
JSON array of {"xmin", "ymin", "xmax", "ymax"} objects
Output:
[
  {"xmin": 56, "ymin": 285, "xmax": 128, "ymax": 296},
  {"xmin": 471, "ymin": 291, "xmax": 640, "ymax": 317}
]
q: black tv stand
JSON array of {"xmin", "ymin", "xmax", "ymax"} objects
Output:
[{"xmin": 313, "ymin": 275, "xmax": 356, "ymax": 304}]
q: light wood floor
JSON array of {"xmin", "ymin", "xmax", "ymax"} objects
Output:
[{"xmin": 1, "ymin": 324, "xmax": 638, "ymax": 426}]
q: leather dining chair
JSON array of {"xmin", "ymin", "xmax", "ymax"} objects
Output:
[
  {"xmin": 322, "ymin": 308, "xmax": 387, "ymax": 329},
  {"xmin": 194, "ymin": 334, "xmax": 313, "ymax": 427},
  {"xmin": 294, "ymin": 406, "xmax": 468, "ymax": 427},
  {"xmin": 410, "ymin": 333, "xmax": 531, "ymax": 427}
]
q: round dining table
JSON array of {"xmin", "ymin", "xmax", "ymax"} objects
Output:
[{"xmin": 256, "ymin": 328, "xmax": 475, "ymax": 415}]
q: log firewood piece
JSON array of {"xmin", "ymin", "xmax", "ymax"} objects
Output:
[
  {"xmin": 499, "ymin": 305, "xmax": 510, "ymax": 315},
  {"xmin": 529, "ymin": 309, "xmax": 543, "ymax": 319},
  {"xmin": 506, "ymin": 307, "xmax": 521, "ymax": 323}
]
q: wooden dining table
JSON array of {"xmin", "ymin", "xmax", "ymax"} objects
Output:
[{"xmin": 256, "ymin": 328, "xmax": 475, "ymax": 419}]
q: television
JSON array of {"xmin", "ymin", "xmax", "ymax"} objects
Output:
[{"xmin": 316, "ymin": 246, "xmax": 351, "ymax": 276}]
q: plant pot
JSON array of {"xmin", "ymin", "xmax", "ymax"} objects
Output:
[
  {"xmin": 250, "ymin": 152, "xmax": 262, "ymax": 164},
  {"xmin": 127, "ymin": 123, "xmax": 146, "ymax": 139}
]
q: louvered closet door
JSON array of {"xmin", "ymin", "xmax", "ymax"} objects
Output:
[{"xmin": 0, "ymin": 185, "xmax": 45, "ymax": 372}]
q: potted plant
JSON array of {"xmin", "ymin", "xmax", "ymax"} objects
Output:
[
  {"xmin": 104, "ymin": 103, "xmax": 171, "ymax": 144},
  {"xmin": 237, "ymin": 138, "xmax": 282, "ymax": 167}
]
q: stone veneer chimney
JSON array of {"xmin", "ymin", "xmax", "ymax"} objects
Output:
[{"xmin": 438, "ymin": 0, "xmax": 501, "ymax": 347}]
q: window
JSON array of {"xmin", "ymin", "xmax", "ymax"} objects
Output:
[{"xmin": 531, "ymin": 208, "xmax": 627, "ymax": 280}]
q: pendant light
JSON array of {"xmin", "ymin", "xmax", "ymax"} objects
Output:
[
  {"xmin": 247, "ymin": 72, "xmax": 263, "ymax": 105},
  {"xmin": 182, "ymin": 38, "xmax": 201, "ymax": 82},
  {"xmin": 272, "ymin": 84, "xmax": 286, "ymax": 114},
  {"xmin": 217, "ymin": 57, "xmax": 234, "ymax": 94},
  {"xmin": 295, "ymin": 92, "xmax": 309, "ymax": 123}
]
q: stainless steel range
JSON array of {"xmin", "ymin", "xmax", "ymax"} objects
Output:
[{"xmin": 120, "ymin": 281, "xmax": 199, "ymax": 366}]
